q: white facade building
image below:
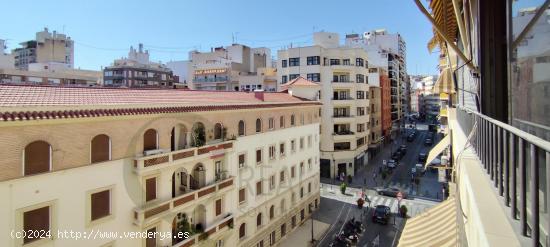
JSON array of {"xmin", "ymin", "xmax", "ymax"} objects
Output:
[
  {"xmin": 277, "ymin": 32, "xmax": 371, "ymax": 179},
  {"xmin": 345, "ymin": 29, "xmax": 408, "ymax": 125}
]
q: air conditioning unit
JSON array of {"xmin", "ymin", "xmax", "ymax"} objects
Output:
[{"xmin": 143, "ymin": 149, "xmax": 165, "ymax": 156}]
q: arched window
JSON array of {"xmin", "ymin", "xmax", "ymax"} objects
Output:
[
  {"xmin": 214, "ymin": 123, "xmax": 223, "ymax": 140},
  {"xmin": 238, "ymin": 120, "xmax": 245, "ymax": 136},
  {"xmin": 239, "ymin": 223, "xmax": 246, "ymax": 239},
  {"xmin": 269, "ymin": 205, "xmax": 275, "ymax": 220},
  {"xmin": 280, "ymin": 116, "xmax": 285, "ymax": 128},
  {"xmin": 91, "ymin": 134, "xmax": 110, "ymax": 163},
  {"xmin": 24, "ymin": 141, "xmax": 51, "ymax": 176},
  {"xmin": 256, "ymin": 213, "xmax": 262, "ymax": 227},
  {"xmin": 143, "ymin": 129, "xmax": 158, "ymax": 152},
  {"xmin": 255, "ymin": 119, "xmax": 262, "ymax": 133},
  {"xmin": 290, "ymin": 115, "xmax": 295, "ymax": 126}
]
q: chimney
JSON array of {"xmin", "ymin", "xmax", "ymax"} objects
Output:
[{"xmin": 254, "ymin": 90, "xmax": 264, "ymax": 101}]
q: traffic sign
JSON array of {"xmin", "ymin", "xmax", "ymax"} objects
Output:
[
  {"xmin": 383, "ymin": 159, "xmax": 387, "ymax": 165},
  {"xmin": 396, "ymin": 191, "xmax": 403, "ymax": 201}
]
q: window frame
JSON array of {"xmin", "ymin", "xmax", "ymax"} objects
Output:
[{"xmin": 87, "ymin": 185, "xmax": 115, "ymax": 226}]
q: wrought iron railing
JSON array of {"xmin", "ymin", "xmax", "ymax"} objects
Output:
[{"xmin": 456, "ymin": 106, "xmax": 550, "ymax": 247}]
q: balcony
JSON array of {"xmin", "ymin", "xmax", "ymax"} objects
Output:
[
  {"xmin": 133, "ymin": 176, "xmax": 235, "ymax": 227},
  {"xmin": 133, "ymin": 141, "xmax": 234, "ymax": 175},
  {"xmin": 454, "ymin": 107, "xmax": 550, "ymax": 247},
  {"xmin": 172, "ymin": 214, "xmax": 234, "ymax": 247},
  {"xmin": 332, "ymin": 114, "xmax": 354, "ymax": 118},
  {"xmin": 333, "ymin": 130, "xmax": 354, "ymax": 136}
]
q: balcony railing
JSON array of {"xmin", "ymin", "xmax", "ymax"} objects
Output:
[
  {"xmin": 133, "ymin": 176, "xmax": 235, "ymax": 227},
  {"xmin": 333, "ymin": 114, "xmax": 354, "ymax": 118},
  {"xmin": 456, "ymin": 106, "xmax": 550, "ymax": 247},
  {"xmin": 173, "ymin": 214, "xmax": 234, "ymax": 247},
  {"xmin": 331, "ymin": 80, "xmax": 354, "ymax": 83},
  {"xmin": 333, "ymin": 130, "xmax": 355, "ymax": 135},
  {"xmin": 332, "ymin": 97, "xmax": 354, "ymax": 100},
  {"xmin": 133, "ymin": 141, "xmax": 233, "ymax": 174}
]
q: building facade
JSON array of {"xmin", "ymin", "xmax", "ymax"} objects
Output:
[
  {"xmin": 188, "ymin": 45, "xmax": 272, "ymax": 91},
  {"xmin": 0, "ymin": 39, "xmax": 14, "ymax": 69},
  {"xmin": 103, "ymin": 44, "xmax": 178, "ymax": 88},
  {"xmin": 12, "ymin": 28, "xmax": 74, "ymax": 70},
  {"xmin": 277, "ymin": 32, "xmax": 371, "ymax": 179},
  {"xmin": 345, "ymin": 30, "xmax": 408, "ymax": 126},
  {"xmin": 0, "ymin": 84, "xmax": 321, "ymax": 247}
]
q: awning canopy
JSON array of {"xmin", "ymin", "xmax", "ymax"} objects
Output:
[
  {"xmin": 425, "ymin": 134, "xmax": 450, "ymax": 169},
  {"xmin": 397, "ymin": 197, "xmax": 458, "ymax": 247},
  {"xmin": 433, "ymin": 67, "xmax": 455, "ymax": 94}
]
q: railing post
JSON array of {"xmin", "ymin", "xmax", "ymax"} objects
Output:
[
  {"xmin": 484, "ymin": 119, "xmax": 489, "ymax": 171},
  {"xmin": 530, "ymin": 144, "xmax": 539, "ymax": 247},
  {"xmin": 489, "ymin": 123, "xmax": 497, "ymax": 181},
  {"xmin": 511, "ymin": 134, "xmax": 517, "ymax": 218},
  {"xmin": 519, "ymin": 138, "xmax": 527, "ymax": 236},
  {"xmin": 546, "ymin": 151, "xmax": 550, "ymax": 247},
  {"xmin": 503, "ymin": 130, "xmax": 510, "ymax": 206},
  {"xmin": 498, "ymin": 127, "xmax": 503, "ymax": 196}
]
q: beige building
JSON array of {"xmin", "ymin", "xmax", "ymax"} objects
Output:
[
  {"xmin": 277, "ymin": 32, "xmax": 371, "ymax": 179},
  {"xmin": 0, "ymin": 39, "xmax": 15, "ymax": 69},
  {"xmin": 12, "ymin": 28, "xmax": 74, "ymax": 70},
  {"xmin": 368, "ymin": 85, "xmax": 383, "ymax": 157},
  {"xmin": 0, "ymin": 84, "xmax": 321, "ymax": 247},
  {"xmin": 238, "ymin": 67, "xmax": 278, "ymax": 92},
  {"xmin": 188, "ymin": 44, "xmax": 272, "ymax": 91},
  {"xmin": 0, "ymin": 64, "xmax": 102, "ymax": 86}
]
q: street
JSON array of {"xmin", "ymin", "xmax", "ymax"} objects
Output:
[{"xmin": 316, "ymin": 121, "xmax": 444, "ymax": 247}]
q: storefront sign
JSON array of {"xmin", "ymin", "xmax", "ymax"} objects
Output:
[{"xmin": 194, "ymin": 69, "xmax": 227, "ymax": 75}]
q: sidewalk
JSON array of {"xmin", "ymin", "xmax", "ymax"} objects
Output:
[{"xmin": 279, "ymin": 219, "xmax": 330, "ymax": 247}]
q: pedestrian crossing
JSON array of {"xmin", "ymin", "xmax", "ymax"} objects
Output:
[{"xmin": 320, "ymin": 183, "xmax": 437, "ymax": 218}]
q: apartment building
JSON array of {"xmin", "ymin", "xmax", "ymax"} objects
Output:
[
  {"xmin": 0, "ymin": 65, "xmax": 102, "ymax": 86},
  {"xmin": 398, "ymin": 1, "xmax": 550, "ymax": 246},
  {"xmin": 12, "ymin": 28, "xmax": 74, "ymax": 70},
  {"xmin": 103, "ymin": 44, "xmax": 178, "ymax": 88},
  {"xmin": 188, "ymin": 44, "xmax": 272, "ymax": 91},
  {"xmin": 238, "ymin": 67, "xmax": 278, "ymax": 92},
  {"xmin": 0, "ymin": 39, "xmax": 14, "ymax": 69},
  {"xmin": 345, "ymin": 30, "xmax": 408, "ymax": 125},
  {"xmin": 277, "ymin": 32, "xmax": 370, "ymax": 179},
  {"xmin": 0, "ymin": 84, "xmax": 321, "ymax": 247}
]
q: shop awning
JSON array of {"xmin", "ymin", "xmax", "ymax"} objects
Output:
[
  {"xmin": 397, "ymin": 197, "xmax": 458, "ymax": 247},
  {"xmin": 425, "ymin": 134, "xmax": 450, "ymax": 169},
  {"xmin": 433, "ymin": 67, "xmax": 455, "ymax": 94}
]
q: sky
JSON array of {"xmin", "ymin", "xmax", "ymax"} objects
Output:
[{"xmin": 0, "ymin": 0, "xmax": 441, "ymax": 75}]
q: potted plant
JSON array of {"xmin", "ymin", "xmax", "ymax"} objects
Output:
[
  {"xmin": 340, "ymin": 182, "xmax": 347, "ymax": 194},
  {"xmin": 400, "ymin": 205, "xmax": 408, "ymax": 217},
  {"xmin": 347, "ymin": 174, "xmax": 353, "ymax": 183},
  {"xmin": 357, "ymin": 198, "xmax": 365, "ymax": 208}
]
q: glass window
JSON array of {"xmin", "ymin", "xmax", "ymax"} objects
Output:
[
  {"xmin": 289, "ymin": 57, "xmax": 300, "ymax": 66},
  {"xmin": 307, "ymin": 73, "xmax": 320, "ymax": 82},
  {"xmin": 307, "ymin": 56, "xmax": 320, "ymax": 65}
]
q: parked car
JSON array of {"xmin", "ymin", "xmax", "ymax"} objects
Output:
[
  {"xmin": 407, "ymin": 134, "xmax": 415, "ymax": 142},
  {"xmin": 372, "ymin": 205, "xmax": 391, "ymax": 224},
  {"xmin": 418, "ymin": 153, "xmax": 427, "ymax": 162},
  {"xmin": 424, "ymin": 138, "xmax": 433, "ymax": 146},
  {"xmin": 399, "ymin": 145, "xmax": 407, "ymax": 154},
  {"xmin": 375, "ymin": 187, "xmax": 407, "ymax": 198},
  {"xmin": 391, "ymin": 150, "xmax": 403, "ymax": 160},
  {"xmin": 386, "ymin": 159, "xmax": 398, "ymax": 169}
]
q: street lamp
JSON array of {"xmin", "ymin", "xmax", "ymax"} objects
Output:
[{"xmin": 309, "ymin": 204, "xmax": 315, "ymax": 244}]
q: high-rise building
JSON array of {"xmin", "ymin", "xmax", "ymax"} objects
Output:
[
  {"xmin": 345, "ymin": 30, "xmax": 408, "ymax": 128},
  {"xmin": 12, "ymin": 28, "xmax": 74, "ymax": 70},
  {"xmin": 188, "ymin": 44, "xmax": 272, "ymax": 91},
  {"xmin": 103, "ymin": 44, "xmax": 178, "ymax": 88},
  {"xmin": 0, "ymin": 84, "xmax": 321, "ymax": 247},
  {"xmin": 277, "ymin": 32, "xmax": 371, "ymax": 179}
]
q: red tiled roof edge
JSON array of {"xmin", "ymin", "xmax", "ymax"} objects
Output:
[{"xmin": 0, "ymin": 102, "xmax": 321, "ymax": 122}]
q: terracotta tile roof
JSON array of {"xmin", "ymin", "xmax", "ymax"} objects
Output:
[
  {"xmin": 0, "ymin": 85, "xmax": 320, "ymax": 122},
  {"xmin": 280, "ymin": 77, "xmax": 320, "ymax": 91}
]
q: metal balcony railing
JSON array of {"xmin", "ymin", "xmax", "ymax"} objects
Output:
[{"xmin": 456, "ymin": 106, "xmax": 550, "ymax": 247}]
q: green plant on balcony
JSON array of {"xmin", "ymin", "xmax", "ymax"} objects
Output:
[
  {"xmin": 192, "ymin": 127, "xmax": 206, "ymax": 147},
  {"xmin": 400, "ymin": 205, "xmax": 408, "ymax": 218}
]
